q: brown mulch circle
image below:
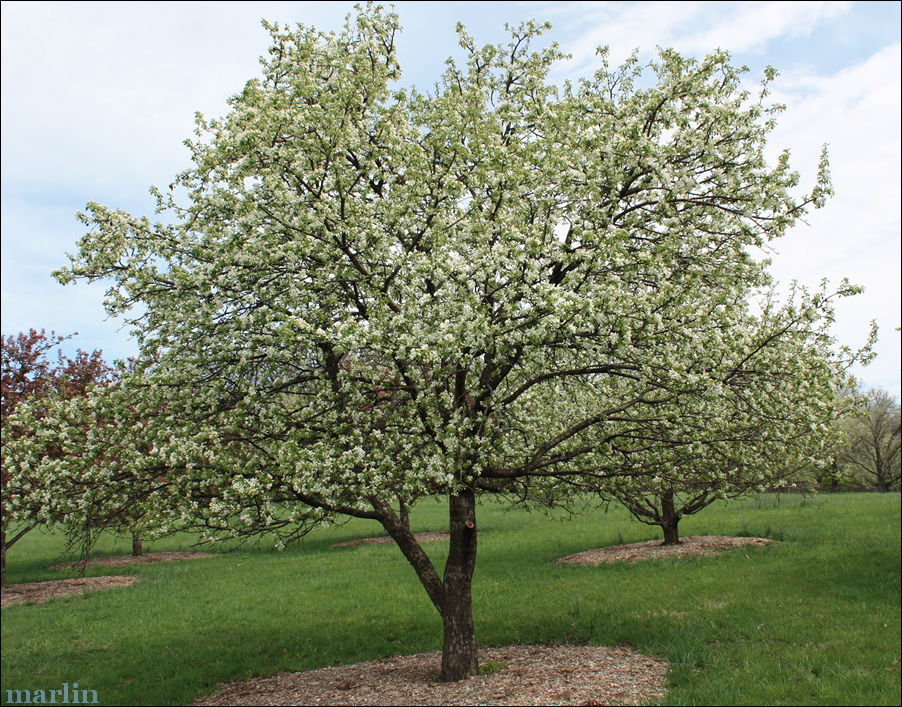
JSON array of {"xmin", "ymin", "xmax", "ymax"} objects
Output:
[
  {"xmin": 558, "ymin": 535, "xmax": 772, "ymax": 565},
  {"xmin": 332, "ymin": 532, "xmax": 451, "ymax": 548},
  {"xmin": 49, "ymin": 551, "xmax": 215, "ymax": 571},
  {"xmin": 1, "ymin": 576, "xmax": 140, "ymax": 608},
  {"xmin": 192, "ymin": 644, "xmax": 668, "ymax": 706}
]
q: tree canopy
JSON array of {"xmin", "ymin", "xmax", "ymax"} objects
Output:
[{"xmin": 4, "ymin": 5, "xmax": 871, "ymax": 679}]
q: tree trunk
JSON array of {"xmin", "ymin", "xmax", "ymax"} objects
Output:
[
  {"xmin": 440, "ymin": 488, "xmax": 479, "ymax": 681},
  {"xmin": 398, "ymin": 498, "xmax": 410, "ymax": 529},
  {"xmin": 660, "ymin": 490, "xmax": 681, "ymax": 546},
  {"xmin": 661, "ymin": 520, "xmax": 680, "ymax": 545},
  {"xmin": 131, "ymin": 531, "xmax": 143, "ymax": 557},
  {"xmin": 372, "ymin": 489, "xmax": 479, "ymax": 682}
]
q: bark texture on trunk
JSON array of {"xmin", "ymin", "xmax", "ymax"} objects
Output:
[
  {"xmin": 660, "ymin": 490, "xmax": 681, "ymax": 546},
  {"xmin": 131, "ymin": 531, "xmax": 143, "ymax": 557},
  {"xmin": 661, "ymin": 520, "xmax": 680, "ymax": 545},
  {"xmin": 373, "ymin": 489, "xmax": 480, "ymax": 682},
  {"xmin": 440, "ymin": 488, "xmax": 479, "ymax": 681},
  {"xmin": 398, "ymin": 499, "xmax": 410, "ymax": 529}
]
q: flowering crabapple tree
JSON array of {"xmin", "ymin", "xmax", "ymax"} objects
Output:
[
  {"xmin": 3, "ymin": 377, "xmax": 176, "ymax": 573},
  {"xmin": 590, "ymin": 285, "xmax": 874, "ymax": 544},
  {"xmin": 0, "ymin": 329, "xmax": 115, "ymax": 584},
  {"xmin": 39, "ymin": 5, "xmax": 854, "ymax": 679}
]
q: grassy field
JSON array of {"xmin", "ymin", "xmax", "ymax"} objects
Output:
[{"xmin": 1, "ymin": 492, "xmax": 900, "ymax": 706}]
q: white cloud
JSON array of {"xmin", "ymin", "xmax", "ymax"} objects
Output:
[
  {"xmin": 673, "ymin": 1, "xmax": 850, "ymax": 56},
  {"xmin": 550, "ymin": 1, "xmax": 707, "ymax": 68},
  {"xmin": 536, "ymin": 1, "xmax": 851, "ymax": 69},
  {"xmin": 765, "ymin": 42, "xmax": 901, "ymax": 395}
]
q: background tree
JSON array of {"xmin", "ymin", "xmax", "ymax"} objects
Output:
[
  {"xmin": 595, "ymin": 286, "xmax": 869, "ymax": 544},
  {"xmin": 838, "ymin": 388, "xmax": 901, "ymax": 491},
  {"xmin": 0, "ymin": 329, "xmax": 114, "ymax": 584},
  {"xmin": 29, "ymin": 5, "xmax": 855, "ymax": 680}
]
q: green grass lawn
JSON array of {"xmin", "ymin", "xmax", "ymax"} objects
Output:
[{"xmin": 2, "ymin": 492, "xmax": 900, "ymax": 706}]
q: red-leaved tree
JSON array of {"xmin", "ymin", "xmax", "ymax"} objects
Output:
[{"xmin": 1, "ymin": 329, "xmax": 115, "ymax": 584}]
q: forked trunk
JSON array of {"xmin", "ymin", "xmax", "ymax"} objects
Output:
[
  {"xmin": 660, "ymin": 490, "xmax": 681, "ymax": 546},
  {"xmin": 374, "ymin": 488, "xmax": 480, "ymax": 681},
  {"xmin": 440, "ymin": 488, "xmax": 479, "ymax": 681}
]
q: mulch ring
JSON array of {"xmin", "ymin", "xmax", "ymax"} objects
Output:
[
  {"xmin": 558, "ymin": 535, "xmax": 772, "ymax": 565},
  {"xmin": 1, "ymin": 576, "xmax": 140, "ymax": 608},
  {"xmin": 332, "ymin": 532, "xmax": 451, "ymax": 548},
  {"xmin": 192, "ymin": 644, "xmax": 668, "ymax": 706},
  {"xmin": 49, "ymin": 551, "xmax": 216, "ymax": 570}
]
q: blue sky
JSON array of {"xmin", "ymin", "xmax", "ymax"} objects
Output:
[{"xmin": 2, "ymin": 1, "xmax": 900, "ymax": 396}]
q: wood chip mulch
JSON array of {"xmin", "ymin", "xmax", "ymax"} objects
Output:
[
  {"xmin": 332, "ymin": 532, "xmax": 451, "ymax": 547},
  {"xmin": 192, "ymin": 644, "xmax": 668, "ymax": 706},
  {"xmin": 557, "ymin": 535, "xmax": 772, "ymax": 565},
  {"xmin": 1, "ymin": 576, "xmax": 140, "ymax": 607},
  {"xmin": 49, "ymin": 551, "xmax": 215, "ymax": 571}
]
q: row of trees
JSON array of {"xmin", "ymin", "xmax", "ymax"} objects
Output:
[
  {"xmin": 5, "ymin": 331, "xmax": 891, "ymax": 577},
  {"xmin": 0, "ymin": 6, "xmax": 881, "ymax": 681},
  {"xmin": 6, "ymin": 335, "xmax": 892, "ymax": 548}
]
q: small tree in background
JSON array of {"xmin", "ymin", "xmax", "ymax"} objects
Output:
[
  {"xmin": 536, "ymin": 286, "xmax": 870, "ymax": 544},
  {"xmin": 839, "ymin": 388, "xmax": 901, "ymax": 491},
  {"xmin": 0, "ymin": 329, "xmax": 115, "ymax": 585},
  {"xmin": 3, "ymin": 380, "xmax": 169, "ymax": 569}
]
